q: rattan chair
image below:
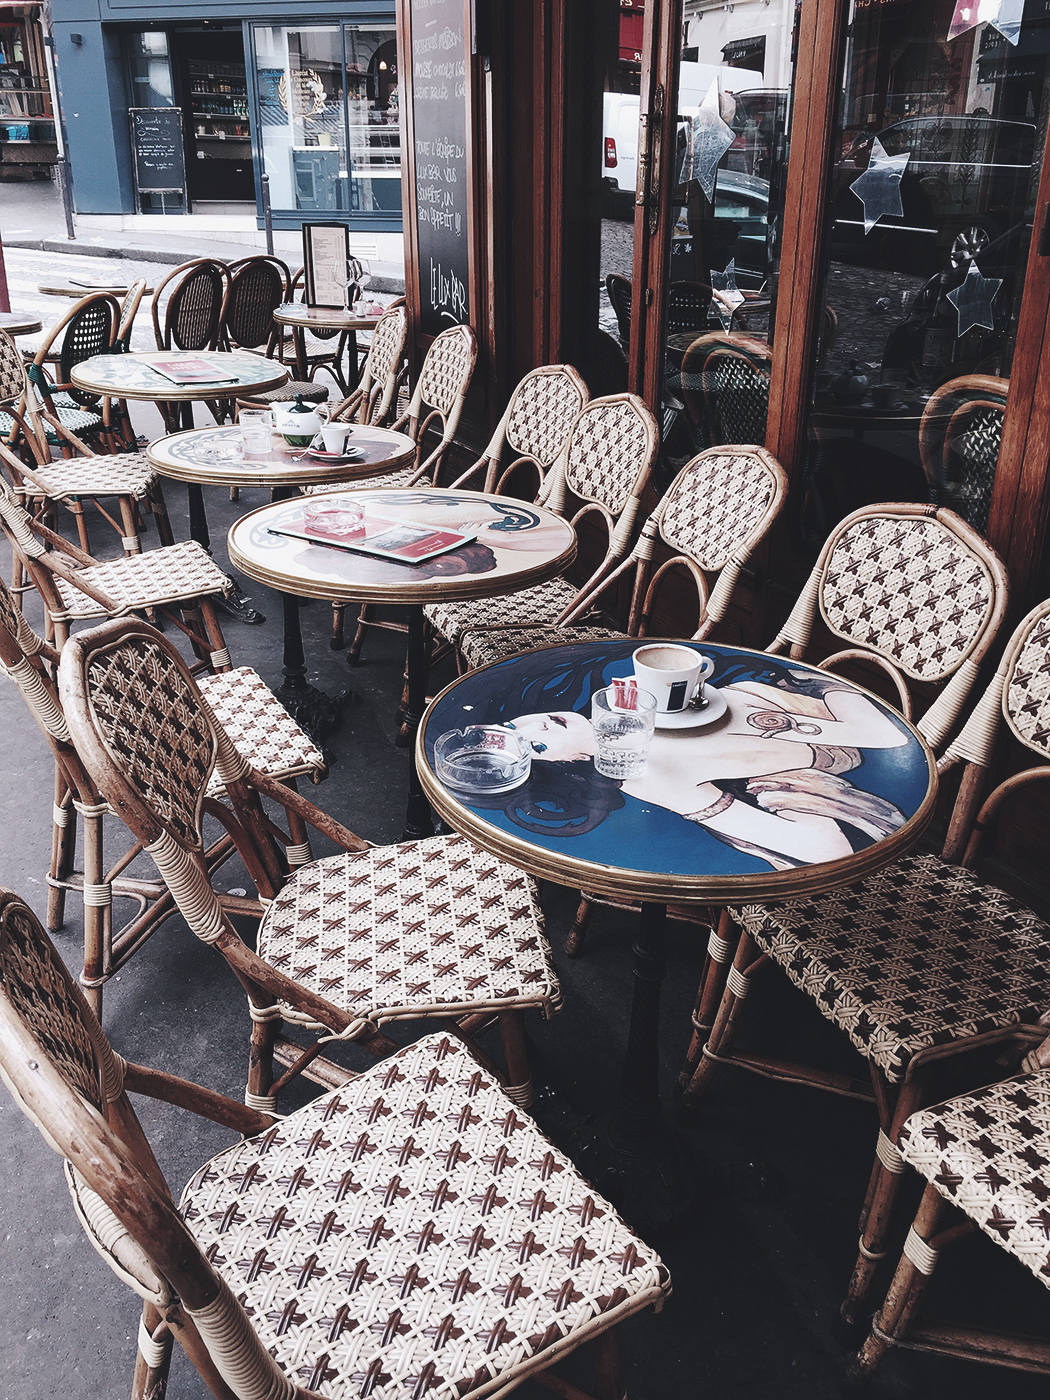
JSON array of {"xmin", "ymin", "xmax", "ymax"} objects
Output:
[
  {"xmin": 273, "ymin": 261, "xmax": 365, "ymax": 393},
  {"xmin": 680, "ymin": 332, "xmax": 772, "ymax": 447},
  {"xmin": 0, "ymin": 472, "xmax": 232, "ymax": 659},
  {"xmin": 429, "ymin": 392, "xmax": 659, "ymax": 673},
  {"xmin": 0, "ymin": 888, "xmax": 669, "ymax": 1400},
  {"xmin": 114, "ymin": 277, "xmax": 147, "ymax": 352},
  {"xmin": 680, "ymin": 503, "xmax": 1013, "ymax": 1333},
  {"xmin": 606, "ymin": 272, "xmax": 632, "ymax": 349},
  {"xmin": 61, "ymin": 616, "xmax": 563, "ymax": 1111},
  {"xmin": 225, "ymin": 255, "xmax": 328, "ymax": 412},
  {"xmin": 0, "ymin": 572, "xmax": 323, "ymax": 1016},
  {"xmin": 19, "ymin": 291, "xmax": 124, "ymax": 449},
  {"xmin": 0, "ymin": 335, "xmax": 173, "ymax": 559},
  {"xmin": 843, "ymin": 595, "xmax": 1050, "ymax": 1382},
  {"xmin": 320, "ymin": 301, "xmax": 408, "ymax": 431},
  {"xmin": 918, "ymin": 373, "xmax": 1008, "ymax": 534},
  {"xmin": 151, "ymin": 258, "xmax": 231, "ymax": 431}
]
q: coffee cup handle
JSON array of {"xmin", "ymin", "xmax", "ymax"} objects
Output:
[{"xmin": 690, "ymin": 655, "xmax": 715, "ymax": 705}]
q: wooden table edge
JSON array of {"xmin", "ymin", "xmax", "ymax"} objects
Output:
[
  {"xmin": 146, "ymin": 432, "xmax": 415, "ymax": 489},
  {"xmin": 415, "ymin": 641, "xmax": 940, "ymax": 905},
  {"xmin": 70, "ymin": 356, "xmax": 290, "ymax": 401}
]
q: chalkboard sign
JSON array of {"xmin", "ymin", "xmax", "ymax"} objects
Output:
[
  {"xmin": 129, "ymin": 108, "xmax": 186, "ymax": 196},
  {"xmin": 408, "ymin": 0, "xmax": 470, "ymax": 337}
]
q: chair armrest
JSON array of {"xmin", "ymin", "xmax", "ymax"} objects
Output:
[{"xmin": 121, "ymin": 1060, "xmax": 277, "ymax": 1134}]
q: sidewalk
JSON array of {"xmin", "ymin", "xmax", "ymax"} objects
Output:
[{"xmin": 0, "ymin": 176, "xmax": 405, "ymax": 290}]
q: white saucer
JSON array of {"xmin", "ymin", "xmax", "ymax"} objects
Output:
[{"xmin": 654, "ymin": 684, "xmax": 728, "ymax": 729}]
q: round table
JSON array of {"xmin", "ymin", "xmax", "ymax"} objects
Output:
[
  {"xmin": 72, "ymin": 352, "xmax": 290, "ymax": 625},
  {"xmin": 0, "ymin": 312, "xmax": 42, "ymax": 336},
  {"xmin": 416, "ymin": 638, "xmax": 937, "ymax": 1226},
  {"xmin": 229, "ymin": 489, "xmax": 578, "ymax": 836},
  {"xmin": 273, "ymin": 303, "xmax": 380, "ymax": 384},
  {"xmin": 38, "ymin": 277, "xmax": 155, "ymax": 298}
]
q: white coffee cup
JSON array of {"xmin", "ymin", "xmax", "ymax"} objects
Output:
[
  {"xmin": 318, "ymin": 422, "xmax": 350, "ymax": 454},
  {"xmin": 632, "ymin": 643, "xmax": 715, "ymax": 713}
]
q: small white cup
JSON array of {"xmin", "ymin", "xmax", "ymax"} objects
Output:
[
  {"xmin": 318, "ymin": 422, "xmax": 350, "ymax": 454},
  {"xmin": 633, "ymin": 643, "xmax": 715, "ymax": 713}
]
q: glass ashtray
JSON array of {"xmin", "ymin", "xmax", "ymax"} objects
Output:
[{"xmin": 434, "ymin": 725, "xmax": 532, "ymax": 794}]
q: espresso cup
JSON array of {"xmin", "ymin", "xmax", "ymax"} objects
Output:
[
  {"xmin": 633, "ymin": 643, "xmax": 715, "ymax": 713},
  {"xmin": 318, "ymin": 422, "xmax": 350, "ymax": 454}
]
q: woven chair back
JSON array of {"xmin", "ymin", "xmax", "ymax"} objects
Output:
[
  {"xmin": 553, "ymin": 392, "xmax": 659, "ymax": 519},
  {"xmin": 0, "ymin": 329, "xmax": 26, "ymax": 405},
  {"xmin": 680, "ymin": 332, "xmax": 771, "ymax": 446},
  {"xmin": 656, "ymin": 446, "xmax": 787, "ymax": 572},
  {"xmin": 25, "ymin": 293, "xmax": 120, "ymax": 410},
  {"xmin": 667, "ymin": 280, "xmax": 710, "ymax": 335},
  {"xmin": 115, "ymin": 279, "xmax": 147, "ymax": 352},
  {"xmin": 918, "ymin": 374, "xmax": 1008, "ymax": 535},
  {"xmin": 223, "ymin": 256, "xmax": 289, "ymax": 352},
  {"xmin": 504, "ymin": 364, "xmax": 590, "ymax": 476},
  {"xmin": 354, "ymin": 303, "xmax": 407, "ymax": 424},
  {"xmin": 416, "ymin": 323, "xmax": 477, "ymax": 419},
  {"xmin": 772, "ymin": 502, "xmax": 1009, "ymax": 751},
  {"xmin": 606, "ymin": 273, "xmax": 632, "ymax": 347},
  {"xmin": 153, "ymin": 259, "xmax": 230, "ymax": 352}
]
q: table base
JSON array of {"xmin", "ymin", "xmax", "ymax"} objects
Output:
[
  {"xmin": 182, "ymin": 421, "xmax": 266, "ymax": 626},
  {"xmin": 276, "ymin": 677, "xmax": 356, "ymax": 746},
  {"xmin": 402, "ymin": 606, "xmax": 434, "ymax": 841},
  {"xmin": 564, "ymin": 1109, "xmax": 696, "ymax": 1234}
]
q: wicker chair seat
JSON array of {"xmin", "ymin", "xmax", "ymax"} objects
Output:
[
  {"xmin": 425, "ymin": 578, "xmax": 581, "ymax": 648},
  {"xmin": 180, "ymin": 1030, "xmax": 669, "ymax": 1396},
  {"xmin": 900, "ymin": 1072, "xmax": 1050, "ymax": 1286},
  {"xmin": 52, "ymin": 540, "xmax": 233, "ymax": 620},
  {"xmin": 23, "ymin": 451, "xmax": 157, "ymax": 502},
  {"xmin": 302, "ymin": 464, "xmax": 418, "ymax": 496},
  {"xmin": 197, "ymin": 666, "xmax": 324, "ymax": 789},
  {"xmin": 257, "ymin": 833, "xmax": 561, "ymax": 1028},
  {"xmin": 735, "ymin": 853, "xmax": 1050, "ymax": 1085},
  {"xmin": 0, "ymin": 404, "xmax": 103, "ymax": 442},
  {"xmin": 240, "ymin": 378, "xmax": 329, "ymax": 406},
  {"xmin": 461, "ymin": 624, "xmax": 627, "ymax": 671}
]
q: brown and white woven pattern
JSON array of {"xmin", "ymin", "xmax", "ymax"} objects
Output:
[
  {"xmin": 563, "ymin": 400, "xmax": 649, "ymax": 515},
  {"xmin": 425, "ymin": 578, "xmax": 580, "ymax": 649},
  {"xmin": 242, "ymin": 379, "xmax": 328, "ymax": 406},
  {"xmin": 900, "ymin": 1072, "xmax": 1050, "ymax": 1287},
  {"xmin": 197, "ymin": 667, "xmax": 324, "ymax": 788},
  {"xmin": 659, "ymin": 451, "xmax": 775, "ymax": 572},
  {"xmin": 0, "ymin": 330, "xmax": 26, "ymax": 403},
  {"xmin": 704, "ymin": 354, "xmax": 770, "ymax": 444},
  {"xmin": 505, "ymin": 371, "xmax": 587, "ymax": 469},
  {"xmin": 85, "ymin": 636, "xmax": 217, "ymax": 846},
  {"xmin": 258, "ymin": 835, "xmax": 561, "ymax": 1027},
  {"xmin": 303, "ymin": 465, "xmax": 419, "ymax": 498},
  {"xmin": 819, "ymin": 515, "xmax": 995, "ymax": 683},
  {"xmin": 736, "ymin": 853, "xmax": 1050, "ymax": 1084},
  {"xmin": 367, "ymin": 308, "xmax": 406, "ymax": 388},
  {"xmin": 181, "ymin": 1032, "xmax": 668, "ymax": 1398},
  {"xmin": 53, "ymin": 540, "xmax": 232, "ymax": 620},
  {"xmin": 461, "ymin": 625, "xmax": 622, "ymax": 672},
  {"xmin": 28, "ymin": 452, "xmax": 157, "ymax": 502},
  {"xmin": 419, "ymin": 328, "xmax": 474, "ymax": 417},
  {"xmin": 1004, "ymin": 610, "xmax": 1050, "ymax": 759}
]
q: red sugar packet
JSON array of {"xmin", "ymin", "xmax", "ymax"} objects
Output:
[{"xmin": 612, "ymin": 677, "xmax": 638, "ymax": 709}]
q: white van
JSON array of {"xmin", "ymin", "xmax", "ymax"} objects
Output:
[{"xmin": 602, "ymin": 62, "xmax": 764, "ymax": 204}]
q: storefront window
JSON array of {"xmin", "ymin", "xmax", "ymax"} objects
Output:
[
  {"xmin": 0, "ymin": 11, "xmax": 56, "ymax": 173},
  {"xmin": 801, "ymin": 0, "xmax": 1049, "ymax": 549},
  {"xmin": 252, "ymin": 23, "xmax": 400, "ymax": 219}
]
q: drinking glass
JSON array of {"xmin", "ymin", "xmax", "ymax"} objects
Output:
[
  {"xmin": 590, "ymin": 684, "xmax": 657, "ymax": 779},
  {"xmin": 238, "ymin": 409, "xmax": 272, "ymax": 455}
]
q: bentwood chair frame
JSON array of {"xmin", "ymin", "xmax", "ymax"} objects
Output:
[
  {"xmin": 151, "ymin": 258, "xmax": 231, "ymax": 431},
  {"xmin": 322, "ymin": 300, "xmax": 408, "ymax": 432},
  {"xmin": 918, "ymin": 372, "xmax": 1008, "ymax": 535},
  {"xmin": 0, "ymin": 344, "xmax": 174, "ymax": 561},
  {"xmin": 0, "ymin": 472, "xmax": 232, "ymax": 665},
  {"xmin": 21, "ymin": 291, "xmax": 129, "ymax": 451},
  {"xmin": 679, "ymin": 502, "xmax": 1012, "ymax": 1331},
  {"xmin": 114, "ymin": 277, "xmax": 147, "ymax": 353},
  {"xmin": 435, "ymin": 392, "xmax": 660, "ymax": 673},
  {"xmin": 0, "ymin": 888, "xmax": 668, "ymax": 1400},
  {"xmin": 680, "ymin": 331, "xmax": 772, "ymax": 448},
  {"xmin": 220, "ymin": 254, "xmax": 290, "ymax": 359},
  {"xmin": 61, "ymin": 616, "xmax": 563, "ymax": 1111},
  {"xmin": 845, "ymin": 595, "xmax": 1050, "ymax": 1383}
]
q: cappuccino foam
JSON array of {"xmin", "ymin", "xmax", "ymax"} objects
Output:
[{"xmin": 635, "ymin": 645, "xmax": 697, "ymax": 671}]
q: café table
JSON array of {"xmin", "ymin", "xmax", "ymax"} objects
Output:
[
  {"xmin": 228, "ymin": 488, "xmax": 577, "ymax": 835},
  {"xmin": 147, "ymin": 423, "xmax": 416, "ymax": 739},
  {"xmin": 71, "ymin": 350, "xmax": 290, "ymax": 624},
  {"xmin": 0, "ymin": 312, "xmax": 42, "ymax": 337},
  {"xmin": 37, "ymin": 276, "xmax": 155, "ymax": 298},
  {"xmin": 273, "ymin": 303, "xmax": 380, "ymax": 384},
  {"xmin": 416, "ymin": 638, "xmax": 937, "ymax": 1229}
]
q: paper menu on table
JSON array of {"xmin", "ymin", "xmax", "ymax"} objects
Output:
[{"xmin": 269, "ymin": 512, "xmax": 476, "ymax": 564}]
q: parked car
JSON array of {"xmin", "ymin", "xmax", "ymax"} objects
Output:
[{"xmin": 830, "ymin": 114, "xmax": 1036, "ymax": 274}]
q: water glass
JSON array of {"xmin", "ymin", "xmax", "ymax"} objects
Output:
[
  {"xmin": 239, "ymin": 409, "xmax": 272, "ymax": 455},
  {"xmin": 590, "ymin": 684, "xmax": 657, "ymax": 779}
]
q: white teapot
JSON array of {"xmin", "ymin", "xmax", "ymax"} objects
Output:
[{"xmin": 273, "ymin": 395, "xmax": 328, "ymax": 447}]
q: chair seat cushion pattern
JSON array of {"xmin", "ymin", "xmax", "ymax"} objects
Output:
[
  {"xmin": 257, "ymin": 834, "xmax": 561, "ymax": 1027},
  {"xmin": 25, "ymin": 451, "xmax": 156, "ymax": 502},
  {"xmin": 461, "ymin": 625, "xmax": 627, "ymax": 672},
  {"xmin": 425, "ymin": 578, "xmax": 581, "ymax": 649},
  {"xmin": 197, "ymin": 667, "xmax": 324, "ymax": 789},
  {"xmin": 900, "ymin": 1072, "xmax": 1050, "ymax": 1287},
  {"xmin": 180, "ymin": 1032, "xmax": 669, "ymax": 1399},
  {"xmin": 735, "ymin": 853, "xmax": 1050, "ymax": 1084},
  {"xmin": 240, "ymin": 378, "xmax": 329, "ymax": 406},
  {"xmin": 53, "ymin": 540, "xmax": 233, "ymax": 620},
  {"xmin": 0, "ymin": 405, "xmax": 103, "ymax": 442}
]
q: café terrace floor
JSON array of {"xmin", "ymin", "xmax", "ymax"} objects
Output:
[{"xmin": 1, "ymin": 418, "xmax": 1049, "ymax": 1399}]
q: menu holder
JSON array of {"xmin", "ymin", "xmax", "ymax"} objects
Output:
[{"xmin": 270, "ymin": 512, "xmax": 476, "ymax": 565}]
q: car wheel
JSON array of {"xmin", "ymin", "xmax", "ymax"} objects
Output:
[{"xmin": 949, "ymin": 222, "xmax": 994, "ymax": 269}]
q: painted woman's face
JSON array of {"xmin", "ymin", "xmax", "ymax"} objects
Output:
[{"xmin": 507, "ymin": 711, "xmax": 595, "ymax": 761}]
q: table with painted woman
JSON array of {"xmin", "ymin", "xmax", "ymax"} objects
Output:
[
  {"xmin": 228, "ymin": 488, "xmax": 577, "ymax": 830},
  {"xmin": 417, "ymin": 639, "xmax": 937, "ymax": 1229}
]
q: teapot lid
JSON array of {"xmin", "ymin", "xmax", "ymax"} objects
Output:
[{"xmin": 287, "ymin": 394, "xmax": 310, "ymax": 415}]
